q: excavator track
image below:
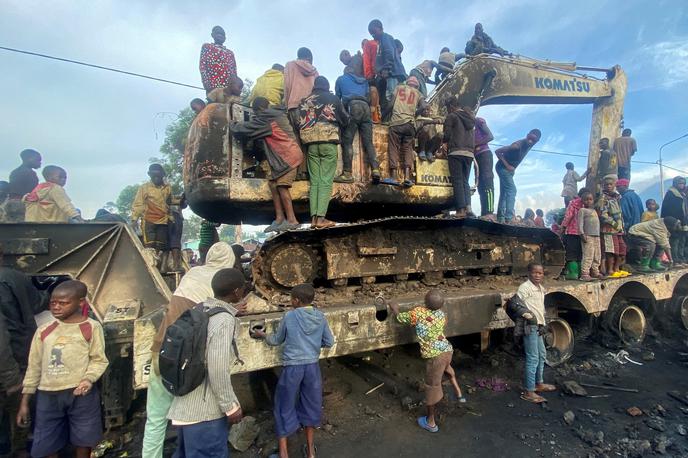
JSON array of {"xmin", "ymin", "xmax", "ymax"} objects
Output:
[{"xmin": 252, "ymin": 216, "xmax": 565, "ymax": 298}]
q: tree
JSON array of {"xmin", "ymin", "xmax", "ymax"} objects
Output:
[
  {"xmin": 182, "ymin": 214, "xmax": 203, "ymax": 244},
  {"xmin": 115, "ymin": 183, "xmax": 141, "ymax": 219},
  {"xmin": 241, "ymin": 79, "xmax": 254, "ymax": 103},
  {"xmin": 219, "ymin": 225, "xmax": 237, "ymax": 243},
  {"xmin": 149, "ymin": 107, "xmax": 195, "ymax": 194}
]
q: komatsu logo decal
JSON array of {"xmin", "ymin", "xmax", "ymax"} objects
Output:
[
  {"xmin": 420, "ymin": 174, "xmax": 451, "ymax": 185},
  {"xmin": 534, "ymin": 77, "xmax": 590, "ymax": 93}
]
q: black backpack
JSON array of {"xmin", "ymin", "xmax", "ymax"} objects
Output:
[{"xmin": 159, "ymin": 304, "xmax": 229, "ymax": 396}]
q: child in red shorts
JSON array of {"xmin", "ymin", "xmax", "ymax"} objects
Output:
[
  {"xmin": 389, "ymin": 289, "xmax": 464, "ymax": 433},
  {"xmin": 17, "ymin": 280, "xmax": 109, "ymax": 458}
]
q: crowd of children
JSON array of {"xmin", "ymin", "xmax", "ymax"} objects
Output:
[
  {"xmin": 188, "ymin": 20, "xmax": 538, "ymax": 228},
  {"xmin": 556, "ymin": 139, "xmax": 688, "ymax": 279}
]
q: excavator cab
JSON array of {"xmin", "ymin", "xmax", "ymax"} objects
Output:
[{"xmin": 184, "ymin": 101, "xmax": 455, "ymax": 225}]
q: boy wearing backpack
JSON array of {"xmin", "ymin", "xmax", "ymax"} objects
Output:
[
  {"xmin": 17, "ymin": 280, "xmax": 109, "ymax": 458},
  {"xmin": 253, "ymin": 284, "xmax": 334, "ymax": 458},
  {"xmin": 166, "ymin": 268, "xmax": 247, "ymax": 458}
]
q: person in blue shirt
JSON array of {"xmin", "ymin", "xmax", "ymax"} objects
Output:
[
  {"xmin": 368, "ymin": 19, "xmax": 407, "ymax": 120},
  {"xmin": 617, "ymin": 178, "xmax": 644, "ymax": 231},
  {"xmin": 254, "ymin": 284, "xmax": 334, "ymax": 458},
  {"xmin": 334, "ymin": 67, "xmax": 381, "ymax": 184}
]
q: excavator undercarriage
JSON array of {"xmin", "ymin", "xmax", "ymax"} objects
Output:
[{"xmin": 253, "ymin": 217, "xmax": 565, "ymax": 298}]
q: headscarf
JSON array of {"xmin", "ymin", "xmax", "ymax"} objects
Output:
[{"xmin": 173, "ymin": 242, "xmax": 235, "ymax": 303}]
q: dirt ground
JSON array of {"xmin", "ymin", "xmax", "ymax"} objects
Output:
[{"xmin": 109, "ymin": 322, "xmax": 688, "ymax": 458}]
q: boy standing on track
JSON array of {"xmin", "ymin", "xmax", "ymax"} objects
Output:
[
  {"xmin": 517, "ymin": 263, "xmax": 556, "ymax": 404},
  {"xmin": 389, "ymin": 289, "xmax": 464, "ymax": 433},
  {"xmin": 17, "ymin": 280, "xmax": 109, "ymax": 458},
  {"xmin": 254, "ymin": 284, "xmax": 334, "ymax": 458}
]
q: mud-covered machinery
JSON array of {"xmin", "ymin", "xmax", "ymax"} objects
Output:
[
  {"xmin": 0, "ymin": 223, "xmax": 171, "ymax": 428},
  {"xmin": 183, "ymin": 54, "xmax": 626, "ymax": 294}
]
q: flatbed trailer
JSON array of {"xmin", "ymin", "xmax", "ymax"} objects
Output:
[{"xmin": 4, "ymin": 222, "xmax": 688, "ymax": 429}]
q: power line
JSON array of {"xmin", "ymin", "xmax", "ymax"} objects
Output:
[
  {"xmin": 3, "ymin": 45, "xmax": 688, "ymax": 176},
  {"xmin": 489, "ymin": 142, "xmax": 688, "ymax": 174},
  {"xmin": 0, "ymin": 45, "xmax": 204, "ymax": 90}
]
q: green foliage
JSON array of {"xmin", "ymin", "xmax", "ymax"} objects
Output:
[
  {"xmin": 149, "ymin": 107, "xmax": 195, "ymax": 195},
  {"xmin": 182, "ymin": 214, "xmax": 203, "ymax": 244},
  {"xmin": 115, "ymin": 184, "xmax": 141, "ymax": 218},
  {"xmin": 219, "ymin": 224, "xmax": 237, "ymax": 242},
  {"xmin": 241, "ymin": 79, "xmax": 254, "ymax": 103}
]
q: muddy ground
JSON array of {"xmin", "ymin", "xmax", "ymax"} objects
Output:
[{"xmin": 105, "ymin": 323, "xmax": 688, "ymax": 458}]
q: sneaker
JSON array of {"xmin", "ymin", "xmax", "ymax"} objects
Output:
[
  {"xmin": 371, "ymin": 169, "xmax": 381, "ymax": 184},
  {"xmin": 418, "ymin": 151, "xmax": 428, "ymax": 161},
  {"xmin": 334, "ymin": 172, "xmax": 354, "ymax": 183},
  {"xmin": 427, "ymin": 153, "xmax": 436, "ymax": 163}
]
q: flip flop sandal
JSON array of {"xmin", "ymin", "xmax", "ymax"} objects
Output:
[
  {"xmin": 380, "ymin": 177, "xmax": 401, "ymax": 186},
  {"xmin": 417, "ymin": 415, "xmax": 439, "ymax": 433},
  {"xmin": 264, "ymin": 220, "xmax": 281, "ymax": 233},
  {"xmin": 278, "ymin": 221, "xmax": 301, "ymax": 232},
  {"xmin": 535, "ymin": 384, "xmax": 557, "ymax": 392},
  {"xmin": 459, "ymin": 396, "xmax": 467, "ymax": 403},
  {"xmin": 520, "ymin": 393, "xmax": 546, "ymax": 404},
  {"xmin": 315, "ymin": 220, "xmax": 336, "ymax": 229}
]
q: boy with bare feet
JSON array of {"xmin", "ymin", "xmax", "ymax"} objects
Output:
[
  {"xmin": 389, "ymin": 290, "xmax": 464, "ymax": 433},
  {"xmin": 254, "ymin": 284, "xmax": 334, "ymax": 458}
]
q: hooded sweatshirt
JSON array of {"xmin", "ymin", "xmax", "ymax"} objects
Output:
[
  {"xmin": 232, "ymin": 107, "xmax": 304, "ymax": 178},
  {"xmin": 443, "ymin": 108, "xmax": 476, "ymax": 156},
  {"xmin": 298, "ymin": 78, "xmax": 349, "ymax": 145},
  {"xmin": 284, "ymin": 59, "xmax": 319, "ymax": 110},
  {"xmin": 248, "ymin": 68, "xmax": 285, "ymax": 107},
  {"xmin": 265, "ymin": 306, "xmax": 335, "ymax": 366},
  {"xmin": 151, "ymin": 242, "xmax": 236, "ymax": 353},
  {"xmin": 23, "ymin": 182, "xmax": 79, "ymax": 223},
  {"xmin": 335, "ymin": 72, "xmax": 369, "ymax": 106}
]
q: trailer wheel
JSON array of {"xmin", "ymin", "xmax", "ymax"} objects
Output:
[
  {"xmin": 544, "ymin": 318, "xmax": 574, "ymax": 367},
  {"xmin": 670, "ymin": 295, "xmax": 688, "ymax": 330},
  {"xmin": 617, "ymin": 305, "xmax": 646, "ymax": 345}
]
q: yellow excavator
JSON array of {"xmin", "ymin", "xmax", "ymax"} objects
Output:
[{"xmin": 183, "ymin": 54, "xmax": 627, "ymax": 297}]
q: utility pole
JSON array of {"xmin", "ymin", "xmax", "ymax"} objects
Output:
[{"xmin": 658, "ymin": 133, "xmax": 688, "ymax": 197}]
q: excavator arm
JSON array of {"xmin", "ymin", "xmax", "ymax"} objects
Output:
[{"xmin": 427, "ymin": 55, "xmax": 627, "ymax": 187}]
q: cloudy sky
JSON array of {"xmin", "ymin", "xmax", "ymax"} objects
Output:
[{"xmin": 1, "ymin": 0, "xmax": 687, "ymax": 219}]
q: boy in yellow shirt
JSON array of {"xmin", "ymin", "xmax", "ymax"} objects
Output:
[
  {"xmin": 23, "ymin": 166, "xmax": 83, "ymax": 223},
  {"xmin": 131, "ymin": 164, "xmax": 172, "ymax": 252},
  {"xmin": 17, "ymin": 280, "xmax": 108, "ymax": 458}
]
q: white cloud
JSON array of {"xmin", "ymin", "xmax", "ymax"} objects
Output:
[{"xmin": 628, "ymin": 38, "xmax": 688, "ymax": 91}]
